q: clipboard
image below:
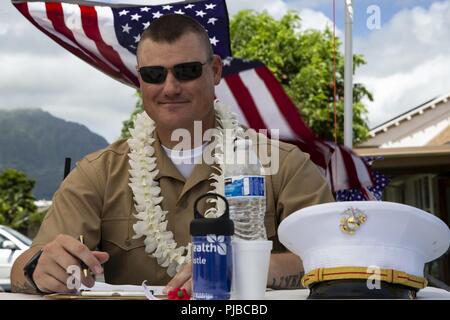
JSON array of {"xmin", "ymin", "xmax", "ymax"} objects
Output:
[
  {"xmin": 45, "ymin": 282, "xmax": 166, "ymax": 300},
  {"xmin": 45, "ymin": 292, "xmax": 167, "ymax": 300}
]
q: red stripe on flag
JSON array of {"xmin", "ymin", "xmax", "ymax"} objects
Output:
[
  {"xmin": 254, "ymin": 66, "xmax": 316, "ymax": 141},
  {"xmin": 254, "ymin": 66, "xmax": 330, "ymax": 169},
  {"xmin": 45, "ymin": 3, "xmax": 127, "ymax": 83},
  {"xmin": 79, "ymin": 5, "xmax": 138, "ymax": 87},
  {"xmin": 224, "ymin": 74, "xmax": 266, "ymax": 130},
  {"xmin": 14, "ymin": 3, "xmax": 101, "ymax": 71}
]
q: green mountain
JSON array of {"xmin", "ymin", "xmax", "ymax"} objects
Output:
[{"xmin": 0, "ymin": 109, "xmax": 109, "ymax": 200}]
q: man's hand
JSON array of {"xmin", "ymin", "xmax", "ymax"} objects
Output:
[
  {"xmin": 32, "ymin": 234, "xmax": 109, "ymax": 293},
  {"xmin": 164, "ymin": 262, "xmax": 192, "ymax": 296}
]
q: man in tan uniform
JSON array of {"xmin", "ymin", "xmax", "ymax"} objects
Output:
[{"xmin": 11, "ymin": 14, "xmax": 334, "ymax": 295}]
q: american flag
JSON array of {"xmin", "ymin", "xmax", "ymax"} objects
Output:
[
  {"xmin": 12, "ymin": 0, "xmax": 231, "ymax": 87},
  {"xmin": 12, "ymin": 0, "xmax": 386, "ymax": 199},
  {"xmin": 336, "ymin": 157, "xmax": 390, "ymax": 201},
  {"xmin": 218, "ymin": 57, "xmax": 383, "ymax": 198}
]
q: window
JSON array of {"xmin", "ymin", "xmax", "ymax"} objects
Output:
[
  {"xmin": 0, "ymin": 226, "xmax": 32, "ymax": 246},
  {"xmin": 0, "ymin": 234, "xmax": 8, "ymax": 248}
]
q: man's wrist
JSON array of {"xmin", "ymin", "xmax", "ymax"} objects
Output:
[
  {"xmin": 23, "ymin": 249, "xmax": 44, "ymax": 294},
  {"xmin": 267, "ymin": 252, "xmax": 305, "ymax": 289}
]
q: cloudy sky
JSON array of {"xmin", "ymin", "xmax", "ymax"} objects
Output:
[{"xmin": 1, "ymin": 0, "xmax": 448, "ymax": 143}]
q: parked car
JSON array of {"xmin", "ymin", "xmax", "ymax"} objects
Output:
[{"xmin": 0, "ymin": 225, "xmax": 31, "ymax": 292}]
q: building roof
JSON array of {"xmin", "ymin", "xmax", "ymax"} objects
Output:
[
  {"xmin": 360, "ymin": 92, "xmax": 450, "ymax": 148},
  {"xmin": 369, "ymin": 96, "xmax": 440, "ymax": 136},
  {"xmin": 354, "ymin": 145, "xmax": 450, "ymax": 174}
]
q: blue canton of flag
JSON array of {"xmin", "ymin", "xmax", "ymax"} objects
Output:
[
  {"xmin": 335, "ymin": 157, "xmax": 390, "ymax": 201},
  {"xmin": 112, "ymin": 0, "xmax": 231, "ymax": 58}
]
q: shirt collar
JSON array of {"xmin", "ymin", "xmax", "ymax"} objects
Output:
[{"xmin": 153, "ymin": 131, "xmax": 213, "ymax": 200}]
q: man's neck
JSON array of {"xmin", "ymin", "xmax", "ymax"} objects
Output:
[{"xmin": 157, "ymin": 116, "xmax": 215, "ymax": 149}]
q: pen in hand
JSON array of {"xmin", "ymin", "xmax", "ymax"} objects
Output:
[{"xmin": 78, "ymin": 235, "xmax": 89, "ymax": 278}]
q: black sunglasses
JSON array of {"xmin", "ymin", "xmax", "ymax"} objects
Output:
[{"xmin": 138, "ymin": 60, "xmax": 210, "ymax": 84}]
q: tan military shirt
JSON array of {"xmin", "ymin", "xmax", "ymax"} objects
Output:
[{"xmin": 32, "ymin": 132, "xmax": 334, "ymax": 285}]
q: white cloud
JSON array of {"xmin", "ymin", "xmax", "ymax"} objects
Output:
[
  {"xmin": 357, "ymin": 54, "xmax": 450, "ymax": 127},
  {"xmin": 227, "ymin": 0, "xmax": 340, "ymax": 34},
  {"xmin": 298, "ymin": 8, "xmax": 341, "ymax": 36},
  {"xmin": 0, "ymin": 2, "xmax": 136, "ymax": 143},
  {"xmin": 354, "ymin": 0, "xmax": 450, "ymax": 128},
  {"xmin": 227, "ymin": 0, "xmax": 289, "ymax": 19},
  {"xmin": 0, "ymin": 52, "xmax": 136, "ymax": 142}
]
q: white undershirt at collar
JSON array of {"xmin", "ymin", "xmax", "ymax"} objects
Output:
[{"xmin": 162, "ymin": 143, "xmax": 207, "ymax": 179}]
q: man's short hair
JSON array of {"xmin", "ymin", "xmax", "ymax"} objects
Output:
[{"xmin": 137, "ymin": 14, "xmax": 214, "ymax": 60}]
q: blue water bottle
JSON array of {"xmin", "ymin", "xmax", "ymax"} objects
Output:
[{"xmin": 190, "ymin": 193, "xmax": 234, "ymax": 300}]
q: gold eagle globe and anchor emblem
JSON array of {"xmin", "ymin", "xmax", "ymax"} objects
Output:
[{"xmin": 340, "ymin": 207, "xmax": 367, "ymax": 235}]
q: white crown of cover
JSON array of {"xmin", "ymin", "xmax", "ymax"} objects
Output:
[{"xmin": 278, "ymin": 201, "xmax": 450, "ymax": 277}]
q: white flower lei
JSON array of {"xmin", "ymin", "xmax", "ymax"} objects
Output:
[{"xmin": 127, "ymin": 100, "xmax": 242, "ymax": 276}]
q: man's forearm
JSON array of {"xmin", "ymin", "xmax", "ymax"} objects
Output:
[
  {"xmin": 10, "ymin": 246, "xmax": 42, "ymax": 294},
  {"xmin": 267, "ymin": 252, "xmax": 305, "ymax": 289}
]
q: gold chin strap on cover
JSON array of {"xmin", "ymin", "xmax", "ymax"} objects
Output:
[{"xmin": 302, "ymin": 266, "xmax": 428, "ymax": 290}]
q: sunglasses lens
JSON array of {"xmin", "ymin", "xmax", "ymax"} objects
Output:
[
  {"xmin": 173, "ymin": 62, "xmax": 203, "ymax": 81},
  {"xmin": 139, "ymin": 66, "xmax": 167, "ymax": 84}
]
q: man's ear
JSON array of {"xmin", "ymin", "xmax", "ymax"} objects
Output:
[
  {"xmin": 211, "ymin": 54, "xmax": 222, "ymax": 85},
  {"xmin": 136, "ymin": 65, "xmax": 144, "ymax": 90}
]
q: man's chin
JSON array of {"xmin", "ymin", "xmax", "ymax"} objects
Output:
[{"xmin": 156, "ymin": 116, "xmax": 192, "ymax": 132}]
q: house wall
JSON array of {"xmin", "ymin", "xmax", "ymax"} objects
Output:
[{"xmin": 382, "ymin": 174, "xmax": 449, "ymax": 284}]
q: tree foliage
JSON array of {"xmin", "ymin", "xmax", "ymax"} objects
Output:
[
  {"xmin": 0, "ymin": 168, "xmax": 41, "ymax": 235},
  {"xmin": 121, "ymin": 10, "xmax": 373, "ymax": 144},
  {"xmin": 121, "ymin": 91, "xmax": 144, "ymax": 139},
  {"xmin": 230, "ymin": 10, "xmax": 372, "ymax": 144}
]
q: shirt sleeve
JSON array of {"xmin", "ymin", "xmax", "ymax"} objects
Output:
[
  {"xmin": 31, "ymin": 158, "xmax": 102, "ymax": 250},
  {"xmin": 271, "ymin": 146, "xmax": 335, "ymax": 251}
]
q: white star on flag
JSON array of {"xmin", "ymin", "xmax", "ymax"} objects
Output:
[
  {"xmin": 196, "ymin": 10, "xmax": 206, "ymax": 17},
  {"xmin": 152, "ymin": 11, "xmax": 163, "ymax": 19},
  {"xmin": 207, "ymin": 17, "xmax": 218, "ymax": 25},
  {"xmin": 134, "ymin": 34, "xmax": 141, "ymax": 43},
  {"xmin": 142, "ymin": 21, "xmax": 150, "ymax": 29},
  {"xmin": 174, "ymin": 10, "xmax": 185, "ymax": 15},
  {"xmin": 222, "ymin": 57, "xmax": 233, "ymax": 66},
  {"xmin": 140, "ymin": 7, "xmax": 150, "ymax": 12},
  {"xmin": 185, "ymin": 4, "xmax": 195, "ymax": 9},
  {"xmin": 118, "ymin": 10, "xmax": 129, "ymax": 16},
  {"xmin": 162, "ymin": 5, "xmax": 173, "ymax": 10},
  {"xmin": 209, "ymin": 36, "xmax": 219, "ymax": 46},
  {"xmin": 122, "ymin": 23, "xmax": 132, "ymax": 33},
  {"xmin": 130, "ymin": 13, "xmax": 142, "ymax": 21},
  {"xmin": 205, "ymin": 3, "xmax": 216, "ymax": 10}
]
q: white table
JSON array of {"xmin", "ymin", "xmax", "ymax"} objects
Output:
[{"xmin": 1, "ymin": 287, "xmax": 449, "ymax": 300}]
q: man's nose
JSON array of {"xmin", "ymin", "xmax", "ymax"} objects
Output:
[{"xmin": 162, "ymin": 71, "xmax": 182, "ymax": 96}]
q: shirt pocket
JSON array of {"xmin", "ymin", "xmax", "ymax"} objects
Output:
[{"xmin": 101, "ymin": 218, "xmax": 145, "ymax": 251}]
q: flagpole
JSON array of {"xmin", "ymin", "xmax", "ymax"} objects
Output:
[{"xmin": 344, "ymin": 0, "xmax": 353, "ymax": 148}]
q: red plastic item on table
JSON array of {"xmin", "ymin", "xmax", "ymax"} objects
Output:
[{"xmin": 167, "ymin": 288, "xmax": 190, "ymax": 300}]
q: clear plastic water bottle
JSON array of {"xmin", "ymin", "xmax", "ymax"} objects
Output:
[{"xmin": 224, "ymin": 139, "xmax": 267, "ymax": 240}]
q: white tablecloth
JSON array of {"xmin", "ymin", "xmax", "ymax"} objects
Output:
[{"xmin": 1, "ymin": 287, "xmax": 449, "ymax": 300}]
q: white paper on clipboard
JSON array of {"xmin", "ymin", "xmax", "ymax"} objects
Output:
[{"xmin": 79, "ymin": 281, "xmax": 164, "ymax": 299}]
